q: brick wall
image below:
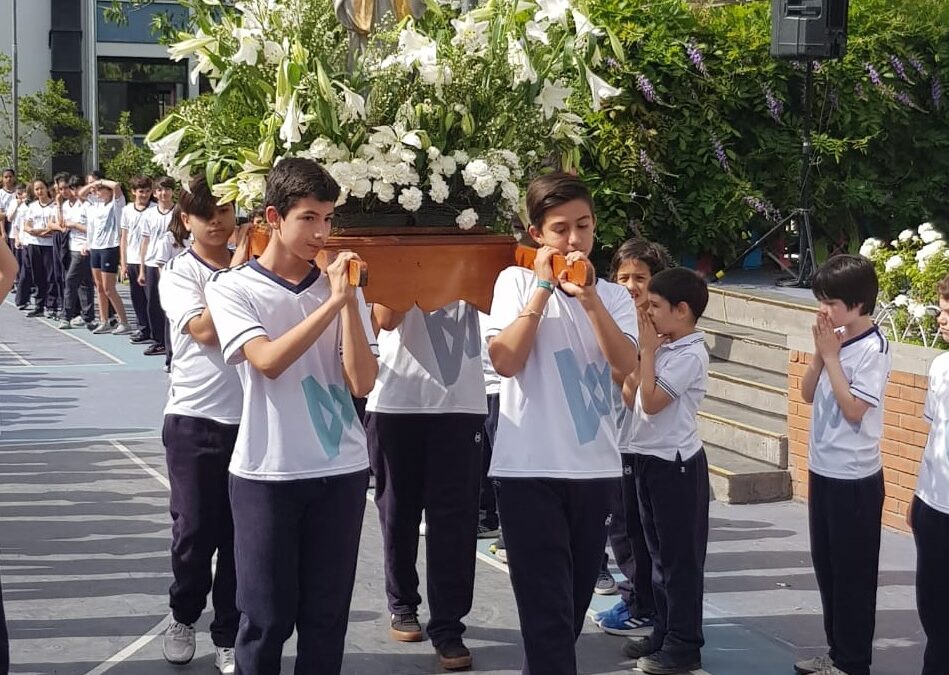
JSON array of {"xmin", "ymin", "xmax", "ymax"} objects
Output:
[{"xmin": 787, "ymin": 350, "xmax": 926, "ymax": 533}]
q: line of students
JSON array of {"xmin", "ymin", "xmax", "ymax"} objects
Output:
[{"xmin": 152, "ymin": 158, "xmax": 948, "ymax": 675}]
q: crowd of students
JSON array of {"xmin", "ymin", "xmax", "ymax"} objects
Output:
[{"xmin": 1, "ymin": 158, "xmax": 948, "ymax": 675}]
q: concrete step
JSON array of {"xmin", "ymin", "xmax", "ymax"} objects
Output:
[
  {"xmin": 706, "ymin": 443, "xmax": 792, "ymax": 504},
  {"xmin": 708, "ymin": 357, "xmax": 787, "ymax": 416},
  {"xmin": 699, "ymin": 396, "xmax": 788, "ymax": 468},
  {"xmin": 700, "ymin": 318, "xmax": 789, "ymax": 376},
  {"xmin": 705, "ymin": 286, "xmax": 816, "ymax": 338}
]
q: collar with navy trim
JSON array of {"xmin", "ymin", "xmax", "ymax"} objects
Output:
[
  {"xmin": 188, "ymin": 248, "xmax": 226, "ymax": 272},
  {"xmin": 841, "ymin": 325, "xmax": 881, "ymax": 349},
  {"xmin": 661, "ymin": 331, "xmax": 706, "ymax": 350},
  {"xmin": 248, "ymin": 258, "xmax": 321, "ymax": 294}
]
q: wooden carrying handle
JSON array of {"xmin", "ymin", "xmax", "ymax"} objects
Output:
[
  {"xmin": 552, "ymin": 255, "xmax": 590, "ymax": 286},
  {"xmin": 348, "ymin": 259, "xmax": 368, "ymax": 287}
]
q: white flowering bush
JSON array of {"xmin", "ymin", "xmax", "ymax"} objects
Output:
[
  {"xmin": 146, "ymin": 0, "xmax": 623, "ymax": 230},
  {"xmin": 861, "ymin": 222, "xmax": 949, "ymax": 347}
]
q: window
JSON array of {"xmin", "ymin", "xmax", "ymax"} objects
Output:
[
  {"xmin": 96, "ymin": 1, "xmax": 189, "ymax": 44},
  {"xmin": 97, "ymin": 58, "xmax": 188, "ymax": 136}
]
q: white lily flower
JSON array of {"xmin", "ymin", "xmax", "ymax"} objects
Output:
[
  {"xmin": 586, "ymin": 70, "xmax": 622, "ymax": 111},
  {"xmin": 279, "ymin": 93, "xmax": 305, "ymax": 148},
  {"xmin": 168, "ymin": 33, "xmax": 217, "ymax": 62},
  {"xmin": 534, "ymin": 78, "xmax": 573, "ymax": 119},
  {"xmin": 534, "ymin": 0, "xmax": 570, "ymax": 24},
  {"xmin": 451, "ymin": 14, "xmax": 490, "ymax": 52},
  {"xmin": 148, "ymin": 128, "xmax": 188, "ymax": 170},
  {"xmin": 231, "ymin": 28, "xmax": 260, "ymax": 66},
  {"xmin": 263, "ymin": 39, "xmax": 287, "ymax": 64},
  {"xmin": 336, "ymin": 83, "xmax": 367, "ymax": 124},
  {"xmin": 525, "ymin": 20, "xmax": 550, "ymax": 45},
  {"xmin": 507, "ymin": 39, "xmax": 538, "ymax": 87},
  {"xmin": 571, "ymin": 9, "xmax": 602, "ymax": 42}
]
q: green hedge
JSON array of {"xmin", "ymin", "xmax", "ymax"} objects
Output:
[{"xmin": 583, "ymin": 0, "xmax": 949, "ymax": 261}]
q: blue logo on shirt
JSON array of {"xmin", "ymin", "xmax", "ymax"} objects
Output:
[
  {"xmin": 424, "ymin": 307, "xmax": 480, "ymax": 386},
  {"xmin": 301, "ymin": 376, "xmax": 357, "ymax": 459},
  {"xmin": 812, "ymin": 386, "xmax": 860, "ymax": 439},
  {"xmin": 554, "ymin": 348, "xmax": 612, "ymax": 444}
]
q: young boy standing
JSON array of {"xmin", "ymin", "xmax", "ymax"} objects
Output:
[
  {"xmin": 58, "ymin": 175, "xmax": 95, "ymax": 330},
  {"xmin": 621, "ymin": 267, "xmax": 710, "ymax": 675},
  {"xmin": 139, "ymin": 176, "xmax": 176, "ymax": 357},
  {"xmin": 121, "ymin": 176, "xmax": 156, "ymax": 343},
  {"xmin": 158, "ymin": 176, "xmax": 243, "ymax": 674},
  {"xmin": 796, "ymin": 254, "xmax": 890, "ymax": 675},
  {"xmin": 205, "ymin": 158, "xmax": 377, "ymax": 675},
  {"xmin": 486, "ymin": 173, "xmax": 639, "ymax": 675},
  {"xmin": 910, "ymin": 273, "xmax": 949, "ymax": 675}
]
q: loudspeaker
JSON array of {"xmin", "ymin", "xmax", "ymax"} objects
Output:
[{"xmin": 770, "ymin": 0, "xmax": 849, "ymax": 60}]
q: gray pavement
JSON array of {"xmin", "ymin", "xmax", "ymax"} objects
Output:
[{"xmin": 0, "ymin": 297, "xmax": 927, "ymax": 675}]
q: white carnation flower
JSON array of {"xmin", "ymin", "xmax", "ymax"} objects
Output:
[
  {"xmin": 921, "ymin": 228, "xmax": 944, "ymax": 244},
  {"xmin": 374, "ymin": 181, "xmax": 396, "ymax": 203},
  {"xmin": 453, "ymin": 150, "xmax": 470, "ymax": 164},
  {"xmin": 351, "ymin": 178, "xmax": 373, "ymax": 199},
  {"xmin": 858, "ymin": 237, "xmax": 882, "ymax": 258},
  {"xmin": 501, "ymin": 181, "xmax": 519, "ymax": 204},
  {"xmin": 398, "ymin": 186, "xmax": 423, "ymax": 212},
  {"xmin": 429, "ymin": 175, "xmax": 450, "ymax": 204},
  {"xmin": 884, "ymin": 254, "xmax": 904, "ymax": 272},
  {"xmin": 456, "ymin": 208, "xmax": 479, "ymax": 230}
]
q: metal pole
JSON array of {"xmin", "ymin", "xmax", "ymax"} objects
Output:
[
  {"xmin": 11, "ymin": 0, "xmax": 18, "ymax": 174},
  {"xmin": 89, "ymin": 0, "xmax": 99, "ymax": 170}
]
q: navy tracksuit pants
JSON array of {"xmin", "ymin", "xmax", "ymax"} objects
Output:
[
  {"xmin": 496, "ymin": 477, "xmax": 613, "ymax": 675},
  {"xmin": 126, "ymin": 263, "xmax": 149, "ymax": 336},
  {"xmin": 912, "ymin": 495, "xmax": 949, "ymax": 675},
  {"xmin": 230, "ymin": 470, "xmax": 368, "ymax": 675},
  {"xmin": 635, "ymin": 449, "xmax": 709, "ymax": 660},
  {"xmin": 164, "ymin": 414, "xmax": 240, "ymax": 648},
  {"xmin": 479, "ymin": 394, "xmax": 500, "ymax": 530},
  {"xmin": 610, "ymin": 453, "xmax": 656, "ymax": 618},
  {"xmin": 26, "ymin": 245, "xmax": 54, "ymax": 311},
  {"xmin": 366, "ymin": 412, "xmax": 483, "ymax": 648},
  {"xmin": 809, "ymin": 470, "xmax": 884, "ymax": 675},
  {"xmin": 144, "ymin": 265, "xmax": 166, "ymax": 348}
]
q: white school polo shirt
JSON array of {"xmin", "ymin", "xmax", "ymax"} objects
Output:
[
  {"xmin": 143, "ymin": 207, "xmax": 175, "ymax": 268},
  {"xmin": 808, "ymin": 326, "xmax": 891, "ymax": 480},
  {"xmin": 479, "ymin": 311, "xmax": 501, "ymax": 396},
  {"xmin": 26, "ymin": 201, "xmax": 56, "ymax": 247},
  {"xmin": 155, "ymin": 232, "xmax": 188, "ymax": 267},
  {"xmin": 0, "ymin": 189, "xmax": 16, "ymax": 235},
  {"xmin": 63, "ymin": 200, "xmax": 88, "ymax": 252},
  {"xmin": 917, "ymin": 352, "xmax": 949, "ymax": 514},
  {"xmin": 366, "ymin": 302, "xmax": 488, "ymax": 415},
  {"xmin": 205, "ymin": 259, "xmax": 377, "ymax": 481},
  {"xmin": 485, "ymin": 266, "xmax": 639, "ymax": 479},
  {"xmin": 122, "ymin": 203, "xmax": 154, "ymax": 265},
  {"xmin": 159, "ymin": 249, "xmax": 243, "ymax": 425},
  {"xmin": 86, "ymin": 192, "xmax": 126, "ymax": 250},
  {"xmin": 627, "ymin": 333, "xmax": 708, "ymax": 461},
  {"xmin": 8, "ymin": 202, "xmax": 29, "ymax": 245}
]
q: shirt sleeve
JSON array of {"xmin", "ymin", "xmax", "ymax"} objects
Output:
[
  {"xmin": 485, "ymin": 267, "xmax": 528, "ymax": 338},
  {"xmin": 924, "ymin": 360, "xmax": 938, "ymax": 423},
  {"xmin": 205, "ymin": 273, "xmax": 268, "ymax": 366},
  {"xmin": 606, "ymin": 283, "xmax": 639, "ymax": 349},
  {"xmin": 113, "ymin": 193, "xmax": 127, "ymax": 227},
  {"xmin": 356, "ymin": 288, "xmax": 379, "ymax": 357},
  {"xmin": 849, "ymin": 344, "xmax": 891, "ymax": 407},
  {"xmin": 655, "ymin": 352, "xmax": 703, "ymax": 400},
  {"xmin": 159, "ymin": 261, "xmax": 207, "ymax": 336}
]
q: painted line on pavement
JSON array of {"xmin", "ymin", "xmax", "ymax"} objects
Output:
[
  {"xmin": 109, "ymin": 439, "xmax": 170, "ymax": 490},
  {"xmin": 80, "ymin": 616, "xmax": 170, "ymax": 675},
  {"xmin": 36, "ymin": 317, "xmax": 126, "ymax": 365},
  {"xmin": 0, "ymin": 434, "xmax": 161, "ymax": 447},
  {"xmin": 0, "ymin": 341, "xmax": 31, "ymax": 366}
]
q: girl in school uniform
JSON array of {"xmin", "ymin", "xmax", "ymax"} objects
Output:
[
  {"xmin": 9, "ymin": 184, "xmax": 31, "ymax": 310},
  {"xmin": 78, "ymin": 177, "xmax": 133, "ymax": 335},
  {"xmin": 486, "ymin": 173, "xmax": 639, "ymax": 674},
  {"xmin": 22, "ymin": 178, "xmax": 57, "ymax": 318},
  {"xmin": 157, "ymin": 176, "xmax": 243, "ymax": 674}
]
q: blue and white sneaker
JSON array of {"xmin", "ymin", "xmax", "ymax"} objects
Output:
[{"xmin": 594, "ymin": 601, "xmax": 656, "ymax": 636}]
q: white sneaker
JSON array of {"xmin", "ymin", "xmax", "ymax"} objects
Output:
[
  {"xmin": 112, "ymin": 322, "xmax": 132, "ymax": 335},
  {"xmin": 161, "ymin": 620, "xmax": 196, "ymax": 665},
  {"xmin": 794, "ymin": 654, "xmax": 832, "ymax": 674},
  {"xmin": 70, "ymin": 316, "xmax": 86, "ymax": 327},
  {"xmin": 215, "ymin": 646, "xmax": 236, "ymax": 674}
]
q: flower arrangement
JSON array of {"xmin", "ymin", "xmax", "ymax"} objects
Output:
[
  {"xmin": 860, "ymin": 222, "xmax": 949, "ymax": 348},
  {"xmin": 146, "ymin": 0, "xmax": 623, "ymax": 231}
]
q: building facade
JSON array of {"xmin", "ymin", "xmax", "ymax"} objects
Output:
[{"xmin": 0, "ymin": 0, "xmax": 200, "ymax": 174}]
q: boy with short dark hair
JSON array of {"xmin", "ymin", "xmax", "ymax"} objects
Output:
[
  {"xmin": 621, "ymin": 267, "xmax": 710, "ymax": 675},
  {"xmin": 59, "ymin": 175, "xmax": 95, "ymax": 329},
  {"xmin": 205, "ymin": 157, "xmax": 377, "ymax": 674},
  {"xmin": 796, "ymin": 254, "xmax": 890, "ymax": 675},
  {"xmin": 139, "ymin": 176, "xmax": 176, "ymax": 357},
  {"xmin": 121, "ymin": 175, "xmax": 156, "ymax": 343},
  {"xmin": 910, "ymin": 272, "xmax": 949, "ymax": 675}
]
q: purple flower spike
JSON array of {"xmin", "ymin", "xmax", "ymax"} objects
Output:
[
  {"xmin": 762, "ymin": 85, "xmax": 783, "ymax": 122},
  {"xmin": 934, "ymin": 75, "xmax": 943, "ymax": 110},
  {"xmin": 909, "ymin": 56, "xmax": 928, "ymax": 76},
  {"xmin": 743, "ymin": 195, "xmax": 781, "ymax": 223},
  {"xmin": 889, "ymin": 55, "xmax": 908, "ymax": 82},
  {"xmin": 710, "ymin": 133, "xmax": 729, "ymax": 172},
  {"xmin": 866, "ymin": 63, "xmax": 883, "ymax": 87},
  {"xmin": 895, "ymin": 91, "xmax": 914, "ymax": 108},
  {"xmin": 639, "ymin": 150, "xmax": 661, "ymax": 183},
  {"xmin": 686, "ymin": 40, "xmax": 709, "ymax": 77},
  {"xmin": 636, "ymin": 73, "xmax": 657, "ymax": 103},
  {"xmin": 604, "ymin": 56, "xmax": 620, "ymax": 71}
]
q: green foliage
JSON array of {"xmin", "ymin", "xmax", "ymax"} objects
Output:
[
  {"xmin": 584, "ymin": 0, "xmax": 949, "ymax": 261},
  {"xmin": 103, "ymin": 112, "xmax": 161, "ymax": 193}
]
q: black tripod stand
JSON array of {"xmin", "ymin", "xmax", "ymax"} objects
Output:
[{"xmin": 712, "ymin": 62, "xmax": 819, "ymax": 288}]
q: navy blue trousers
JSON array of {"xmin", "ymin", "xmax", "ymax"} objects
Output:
[
  {"xmin": 366, "ymin": 412, "xmax": 483, "ymax": 648},
  {"xmin": 230, "ymin": 470, "xmax": 368, "ymax": 675},
  {"xmin": 51, "ymin": 231, "xmax": 69, "ymax": 311},
  {"xmin": 26, "ymin": 245, "xmax": 54, "ymax": 311},
  {"xmin": 479, "ymin": 394, "xmax": 500, "ymax": 529},
  {"xmin": 913, "ymin": 496, "xmax": 949, "ymax": 675},
  {"xmin": 164, "ymin": 414, "xmax": 239, "ymax": 648},
  {"xmin": 809, "ymin": 470, "xmax": 884, "ymax": 675},
  {"xmin": 126, "ymin": 263, "xmax": 149, "ymax": 336},
  {"xmin": 12, "ymin": 242, "xmax": 30, "ymax": 307},
  {"xmin": 635, "ymin": 449, "xmax": 709, "ymax": 659},
  {"xmin": 610, "ymin": 453, "xmax": 655, "ymax": 618},
  {"xmin": 496, "ymin": 477, "xmax": 613, "ymax": 675},
  {"xmin": 144, "ymin": 266, "xmax": 167, "ymax": 348}
]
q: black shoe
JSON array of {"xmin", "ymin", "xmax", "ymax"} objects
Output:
[
  {"xmin": 109, "ymin": 317, "xmax": 118, "ymax": 328},
  {"xmin": 389, "ymin": 613, "xmax": 423, "ymax": 642},
  {"xmin": 636, "ymin": 650, "xmax": 701, "ymax": 675},
  {"xmin": 435, "ymin": 639, "xmax": 472, "ymax": 671},
  {"xmin": 17, "ymin": 304, "xmax": 28, "ymax": 310},
  {"xmin": 622, "ymin": 636, "xmax": 658, "ymax": 660},
  {"xmin": 26, "ymin": 307, "xmax": 44, "ymax": 317},
  {"xmin": 129, "ymin": 331, "xmax": 151, "ymax": 344},
  {"xmin": 144, "ymin": 344, "xmax": 167, "ymax": 356}
]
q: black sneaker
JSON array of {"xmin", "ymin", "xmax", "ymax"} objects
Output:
[
  {"xmin": 622, "ymin": 636, "xmax": 658, "ymax": 660},
  {"xmin": 129, "ymin": 331, "xmax": 151, "ymax": 344},
  {"xmin": 389, "ymin": 613, "xmax": 423, "ymax": 642},
  {"xmin": 144, "ymin": 344, "xmax": 167, "ymax": 356},
  {"xmin": 636, "ymin": 650, "xmax": 701, "ymax": 674},
  {"xmin": 435, "ymin": 639, "xmax": 472, "ymax": 671},
  {"xmin": 17, "ymin": 304, "xmax": 28, "ymax": 310}
]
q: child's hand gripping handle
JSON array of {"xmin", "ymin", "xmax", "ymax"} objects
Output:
[
  {"xmin": 552, "ymin": 255, "xmax": 591, "ymax": 286},
  {"xmin": 347, "ymin": 259, "xmax": 368, "ymax": 287}
]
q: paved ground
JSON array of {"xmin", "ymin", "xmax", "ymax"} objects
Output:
[{"xmin": 0, "ymin": 295, "xmax": 927, "ymax": 675}]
